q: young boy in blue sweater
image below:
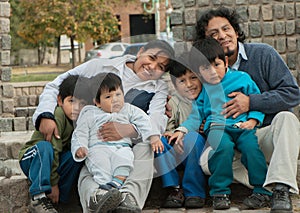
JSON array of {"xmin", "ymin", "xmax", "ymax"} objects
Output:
[{"xmin": 169, "ymin": 37, "xmax": 272, "ymax": 210}]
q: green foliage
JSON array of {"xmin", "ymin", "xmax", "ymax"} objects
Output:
[
  {"xmin": 11, "ymin": 0, "xmax": 121, "ymax": 65},
  {"xmin": 10, "ymin": 0, "xmax": 36, "ymax": 51},
  {"xmin": 15, "ymin": 0, "xmax": 120, "ymax": 46}
]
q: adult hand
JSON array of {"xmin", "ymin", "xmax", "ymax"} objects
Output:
[
  {"xmin": 98, "ymin": 122, "xmax": 137, "ymax": 141},
  {"xmin": 47, "ymin": 184, "xmax": 59, "ymax": 204},
  {"xmin": 165, "ymin": 95, "xmax": 172, "ymax": 118},
  {"xmin": 39, "ymin": 118, "xmax": 60, "ymax": 142},
  {"xmin": 222, "ymin": 92, "xmax": 250, "ymax": 119}
]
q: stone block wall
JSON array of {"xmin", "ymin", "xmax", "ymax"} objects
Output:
[
  {"xmin": 170, "ymin": 0, "xmax": 300, "ymax": 85},
  {"xmin": 0, "ymin": 0, "xmax": 11, "ymax": 82},
  {"xmin": 0, "ymin": 82, "xmax": 47, "ymax": 132}
]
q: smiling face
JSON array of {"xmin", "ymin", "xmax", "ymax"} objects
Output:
[
  {"xmin": 58, "ymin": 96, "xmax": 87, "ymax": 121},
  {"xmin": 174, "ymin": 70, "xmax": 202, "ymax": 100},
  {"xmin": 199, "ymin": 57, "xmax": 228, "ymax": 85},
  {"xmin": 95, "ymin": 87, "xmax": 125, "ymax": 113},
  {"xmin": 205, "ymin": 17, "xmax": 239, "ymax": 65},
  {"xmin": 130, "ymin": 47, "xmax": 170, "ymax": 81}
]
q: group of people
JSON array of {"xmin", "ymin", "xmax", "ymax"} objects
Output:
[{"xmin": 19, "ymin": 6, "xmax": 300, "ymax": 213}]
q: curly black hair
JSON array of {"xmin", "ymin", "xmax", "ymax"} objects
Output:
[{"xmin": 195, "ymin": 6, "xmax": 245, "ymax": 43}]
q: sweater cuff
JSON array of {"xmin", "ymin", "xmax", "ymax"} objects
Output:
[
  {"xmin": 35, "ymin": 112, "xmax": 55, "ymax": 131},
  {"xmin": 174, "ymin": 126, "xmax": 188, "ymax": 134},
  {"xmin": 249, "ymin": 94, "xmax": 260, "ymax": 111}
]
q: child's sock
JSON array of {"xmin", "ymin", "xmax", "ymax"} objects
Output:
[
  {"xmin": 33, "ymin": 192, "xmax": 46, "ymax": 200},
  {"xmin": 108, "ymin": 177, "xmax": 124, "ymax": 189}
]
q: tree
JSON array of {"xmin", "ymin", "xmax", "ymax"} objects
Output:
[{"xmin": 15, "ymin": 0, "xmax": 120, "ymax": 67}]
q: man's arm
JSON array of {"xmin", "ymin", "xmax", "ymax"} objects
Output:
[
  {"xmin": 224, "ymin": 45, "xmax": 300, "ymax": 118},
  {"xmin": 244, "ymin": 44, "xmax": 300, "ymax": 113}
]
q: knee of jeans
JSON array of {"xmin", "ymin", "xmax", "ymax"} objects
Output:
[
  {"xmin": 184, "ymin": 132, "xmax": 205, "ymax": 147},
  {"xmin": 36, "ymin": 141, "xmax": 54, "ymax": 153}
]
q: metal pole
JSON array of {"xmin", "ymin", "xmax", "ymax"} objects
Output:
[
  {"xmin": 155, "ymin": 0, "xmax": 160, "ymax": 38},
  {"xmin": 165, "ymin": 0, "xmax": 171, "ymax": 38}
]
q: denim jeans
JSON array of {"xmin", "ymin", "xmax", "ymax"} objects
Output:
[
  {"xmin": 155, "ymin": 132, "xmax": 206, "ymax": 198},
  {"xmin": 20, "ymin": 141, "xmax": 83, "ymax": 203}
]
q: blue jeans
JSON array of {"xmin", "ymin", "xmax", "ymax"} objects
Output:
[
  {"xmin": 20, "ymin": 141, "xmax": 83, "ymax": 203},
  {"xmin": 155, "ymin": 132, "xmax": 206, "ymax": 198}
]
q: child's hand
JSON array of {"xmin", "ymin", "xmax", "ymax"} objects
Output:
[
  {"xmin": 168, "ymin": 131, "xmax": 185, "ymax": 154},
  {"xmin": 239, "ymin": 119, "xmax": 258, "ymax": 129},
  {"xmin": 163, "ymin": 131, "xmax": 172, "ymax": 138},
  {"xmin": 150, "ymin": 136, "xmax": 164, "ymax": 154},
  {"xmin": 76, "ymin": 147, "xmax": 88, "ymax": 158},
  {"xmin": 47, "ymin": 184, "xmax": 59, "ymax": 203}
]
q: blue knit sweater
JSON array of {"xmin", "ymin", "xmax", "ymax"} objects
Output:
[{"xmin": 238, "ymin": 43, "xmax": 300, "ymax": 126}]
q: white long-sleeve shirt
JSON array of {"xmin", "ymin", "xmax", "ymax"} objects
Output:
[{"xmin": 33, "ymin": 55, "xmax": 168, "ymax": 136}]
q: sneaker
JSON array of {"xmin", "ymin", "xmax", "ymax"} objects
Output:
[
  {"xmin": 271, "ymin": 184, "xmax": 293, "ymax": 213},
  {"xmin": 29, "ymin": 197, "xmax": 58, "ymax": 213},
  {"xmin": 184, "ymin": 196, "xmax": 205, "ymax": 209},
  {"xmin": 89, "ymin": 188, "xmax": 122, "ymax": 213},
  {"xmin": 212, "ymin": 194, "xmax": 230, "ymax": 210},
  {"xmin": 243, "ymin": 193, "xmax": 270, "ymax": 209},
  {"xmin": 162, "ymin": 188, "xmax": 184, "ymax": 208},
  {"xmin": 114, "ymin": 192, "xmax": 141, "ymax": 213}
]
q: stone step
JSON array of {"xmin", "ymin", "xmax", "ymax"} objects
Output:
[
  {"xmin": 1, "ymin": 176, "xmax": 300, "ymax": 213},
  {"xmin": 1, "ymin": 131, "xmax": 300, "ymax": 212},
  {"xmin": 0, "ymin": 131, "xmax": 33, "ymax": 160}
]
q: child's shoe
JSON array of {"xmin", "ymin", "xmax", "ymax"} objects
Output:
[
  {"xmin": 29, "ymin": 197, "xmax": 58, "ymax": 213},
  {"xmin": 184, "ymin": 196, "xmax": 205, "ymax": 209},
  {"xmin": 212, "ymin": 194, "xmax": 231, "ymax": 210},
  {"xmin": 243, "ymin": 193, "xmax": 270, "ymax": 209},
  {"xmin": 162, "ymin": 187, "xmax": 184, "ymax": 208},
  {"xmin": 89, "ymin": 187, "xmax": 122, "ymax": 212}
]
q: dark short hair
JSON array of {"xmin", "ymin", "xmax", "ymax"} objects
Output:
[
  {"xmin": 143, "ymin": 39, "xmax": 175, "ymax": 72},
  {"xmin": 195, "ymin": 6, "xmax": 245, "ymax": 43},
  {"xmin": 90, "ymin": 73, "xmax": 123, "ymax": 103},
  {"xmin": 59, "ymin": 75, "xmax": 79, "ymax": 102},
  {"xmin": 189, "ymin": 37, "xmax": 226, "ymax": 82},
  {"xmin": 169, "ymin": 53, "xmax": 190, "ymax": 86}
]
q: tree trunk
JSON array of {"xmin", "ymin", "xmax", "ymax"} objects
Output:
[
  {"xmin": 70, "ymin": 36, "xmax": 76, "ymax": 68},
  {"xmin": 78, "ymin": 43, "xmax": 82, "ymax": 63},
  {"xmin": 56, "ymin": 36, "xmax": 61, "ymax": 66}
]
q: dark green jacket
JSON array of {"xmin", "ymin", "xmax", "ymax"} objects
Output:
[{"xmin": 19, "ymin": 106, "xmax": 74, "ymax": 186}]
